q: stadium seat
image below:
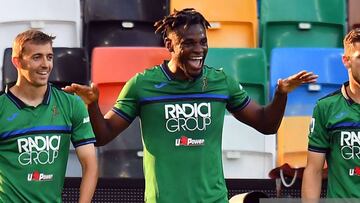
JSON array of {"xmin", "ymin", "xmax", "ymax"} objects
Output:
[
  {"xmin": 170, "ymin": 0, "xmax": 258, "ymax": 48},
  {"xmin": 83, "ymin": 0, "xmax": 168, "ymax": 57},
  {"xmin": 270, "ymin": 48, "xmax": 348, "ymax": 116},
  {"xmin": 222, "ymin": 117, "xmax": 276, "ymax": 178},
  {"xmin": 91, "ymin": 47, "xmax": 170, "ymax": 177},
  {"xmin": 348, "ymin": 0, "xmax": 360, "ymax": 30},
  {"xmin": 269, "ymin": 116, "xmax": 327, "ymax": 188},
  {"xmin": 206, "ymin": 48, "xmax": 268, "ymax": 105},
  {"xmin": 3, "ymin": 47, "xmax": 89, "ymax": 89},
  {"xmin": 261, "ymin": 0, "xmax": 346, "ymax": 60},
  {"xmin": 0, "ymin": 0, "xmax": 82, "ymax": 89},
  {"xmin": 91, "ymin": 47, "xmax": 171, "ymax": 114},
  {"xmin": 205, "ymin": 48, "xmax": 273, "ymax": 178}
]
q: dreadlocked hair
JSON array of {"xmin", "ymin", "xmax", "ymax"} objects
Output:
[
  {"xmin": 344, "ymin": 28, "xmax": 360, "ymax": 57},
  {"xmin": 154, "ymin": 8, "xmax": 210, "ymax": 39}
]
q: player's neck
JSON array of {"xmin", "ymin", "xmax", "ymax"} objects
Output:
[
  {"xmin": 345, "ymin": 80, "xmax": 360, "ymax": 104},
  {"xmin": 167, "ymin": 59, "xmax": 193, "ymax": 81},
  {"xmin": 10, "ymin": 81, "xmax": 48, "ymax": 107}
]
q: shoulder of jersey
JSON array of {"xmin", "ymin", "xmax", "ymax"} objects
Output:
[
  {"xmin": 137, "ymin": 65, "xmax": 162, "ymax": 77},
  {"xmin": 318, "ymin": 89, "xmax": 342, "ymax": 102},
  {"xmin": 51, "ymin": 84, "xmax": 77, "ymax": 97},
  {"xmin": 204, "ymin": 64, "xmax": 226, "ymax": 73}
]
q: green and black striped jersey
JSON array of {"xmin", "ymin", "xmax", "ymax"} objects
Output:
[
  {"xmin": 113, "ymin": 62, "xmax": 250, "ymax": 203},
  {"xmin": 309, "ymin": 82, "xmax": 360, "ymax": 198},
  {"xmin": 0, "ymin": 84, "xmax": 95, "ymax": 203}
]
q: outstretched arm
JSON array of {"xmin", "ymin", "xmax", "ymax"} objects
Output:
[
  {"xmin": 63, "ymin": 83, "xmax": 130, "ymax": 146},
  {"xmin": 76, "ymin": 144, "xmax": 98, "ymax": 203},
  {"xmin": 232, "ymin": 71, "xmax": 318, "ymax": 134}
]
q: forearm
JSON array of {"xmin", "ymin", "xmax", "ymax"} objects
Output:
[
  {"xmin": 302, "ymin": 167, "xmax": 323, "ymax": 201},
  {"xmin": 260, "ymin": 88, "xmax": 287, "ymax": 134},
  {"xmin": 88, "ymin": 102, "xmax": 118, "ymax": 146},
  {"xmin": 79, "ymin": 162, "xmax": 98, "ymax": 203}
]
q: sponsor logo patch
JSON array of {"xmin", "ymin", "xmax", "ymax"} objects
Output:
[
  {"xmin": 349, "ymin": 166, "xmax": 360, "ymax": 176},
  {"xmin": 27, "ymin": 171, "xmax": 53, "ymax": 181},
  {"xmin": 175, "ymin": 136, "xmax": 205, "ymax": 146}
]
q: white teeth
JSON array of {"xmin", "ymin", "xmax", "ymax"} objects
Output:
[{"xmin": 190, "ymin": 56, "xmax": 203, "ymax": 60}]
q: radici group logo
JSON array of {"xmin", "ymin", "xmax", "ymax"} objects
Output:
[
  {"xmin": 164, "ymin": 102, "xmax": 212, "ymax": 133},
  {"xmin": 17, "ymin": 135, "xmax": 61, "ymax": 166}
]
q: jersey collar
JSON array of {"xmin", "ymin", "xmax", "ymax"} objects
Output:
[
  {"xmin": 342, "ymin": 81, "xmax": 355, "ymax": 105},
  {"xmin": 5, "ymin": 83, "xmax": 51, "ymax": 109},
  {"xmin": 160, "ymin": 60, "xmax": 204, "ymax": 81}
]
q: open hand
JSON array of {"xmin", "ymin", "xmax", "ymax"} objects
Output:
[
  {"xmin": 62, "ymin": 83, "xmax": 99, "ymax": 105},
  {"xmin": 277, "ymin": 70, "xmax": 318, "ymax": 94}
]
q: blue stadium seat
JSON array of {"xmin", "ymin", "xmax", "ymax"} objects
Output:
[
  {"xmin": 270, "ymin": 48, "xmax": 348, "ymax": 116},
  {"xmin": 3, "ymin": 48, "xmax": 89, "ymax": 89}
]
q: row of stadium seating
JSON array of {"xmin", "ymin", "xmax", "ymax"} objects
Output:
[
  {"xmin": 0, "ymin": 0, "xmax": 357, "ymax": 65},
  {"xmin": 3, "ymin": 47, "xmax": 347, "ymax": 115}
]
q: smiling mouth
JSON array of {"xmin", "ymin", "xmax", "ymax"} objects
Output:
[
  {"xmin": 188, "ymin": 56, "xmax": 203, "ymax": 69},
  {"xmin": 37, "ymin": 71, "xmax": 49, "ymax": 75}
]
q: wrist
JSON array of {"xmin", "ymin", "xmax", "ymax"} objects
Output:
[{"xmin": 275, "ymin": 85, "xmax": 288, "ymax": 96}]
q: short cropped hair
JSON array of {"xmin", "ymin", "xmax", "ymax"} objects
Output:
[
  {"xmin": 154, "ymin": 8, "xmax": 210, "ymax": 39},
  {"xmin": 344, "ymin": 28, "xmax": 360, "ymax": 57},
  {"xmin": 12, "ymin": 29, "xmax": 55, "ymax": 58}
]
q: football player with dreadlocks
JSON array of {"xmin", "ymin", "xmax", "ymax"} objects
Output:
[{"xmin": 64, "ymin": 8, "xmax": 317, "ymax": 203}]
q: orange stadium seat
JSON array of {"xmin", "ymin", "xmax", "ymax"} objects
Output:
[
  {"xmin": 269, "ymin": 116, "xmax": 327, "ymax": 191},
  {"xmin": 92, "ymin": 47, "xmax": 170, "ymax": 178},
  {"xmin": 170, "ymin": 0, "xmax": 258, "ymax": 48},
  {"xmin": 91, "ymin": 47, "xmax": 171, "ymax": 114}
]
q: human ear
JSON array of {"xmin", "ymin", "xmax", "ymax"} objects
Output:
[
  {"xmin": 165, "ymin": 37, "xmax": 174, "ymax": 52},
  {"xmin": 11, "ymin": 57, "xmax": 21, "ymax": 69},
  {"xmin": 342, "ymin": 55, "xmax": 351, "ymax": 69}
]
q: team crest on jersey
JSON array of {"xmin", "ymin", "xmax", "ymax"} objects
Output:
[
  {"xmin": 51, "ymin": 105, "xmax": 59, "ymax": 122},
  {"xmin": 27, "ymin": 171, "xmax": 53, "ymax": 181}
]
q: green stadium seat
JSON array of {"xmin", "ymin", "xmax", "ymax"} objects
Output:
[
  {"xmin": 205, "ymin": 48, "xmax": 268, "ymax": 105},
  {"xmin": 260, "ymin": 0, "xmax": 346, "ymax": 60}
]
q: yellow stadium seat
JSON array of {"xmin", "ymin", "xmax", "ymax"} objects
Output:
[
  {"xmin": 170, "ymin": 0, "xmax": 258, "ymax": 47},
  {"xmin": 277, "ymin": 116, "xmax": 311, "ymax": 170},
  {"xmin": 269, "ymin": 116, "xmax": 327, "ymax": 191}
]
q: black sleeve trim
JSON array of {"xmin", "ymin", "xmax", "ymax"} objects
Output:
[
  {"xmin": 227, "ymin": 96, "xmax": 251, "ymax": 113},
  {"xmin": 73, "ymin": 138, "xmax": 96, "ymax": 148},
  {"xmin": 308, "ymin": 145, "xmax": 328, "ymax": 153}
]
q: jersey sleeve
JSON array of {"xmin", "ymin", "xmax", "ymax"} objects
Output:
[
  {"xmin": 308, "ymin": 102, "xmax": 329, "ymax": 153},
  {"xmin": 112, "ymin": 74, "xmax": 139, "ymax": 123},
  {"xmin": 71, "ymin": 96, "xmax": 96, "ymax": 148},
  {"xmin": 225, "ymin": 75, "xmax": 250, "ymax": 113}
]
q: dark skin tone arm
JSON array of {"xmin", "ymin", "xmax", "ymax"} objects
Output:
[
  {"xmin": 64, "ymin": 83, "xmax": 130, "ymax": 146},
  {"xmin": 233, "ymin": 70, "xmax": 317, "ymax": 134},
  {"xmin": 63, "ymin": 71, "xmax": 317, "ymax": 145}
]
